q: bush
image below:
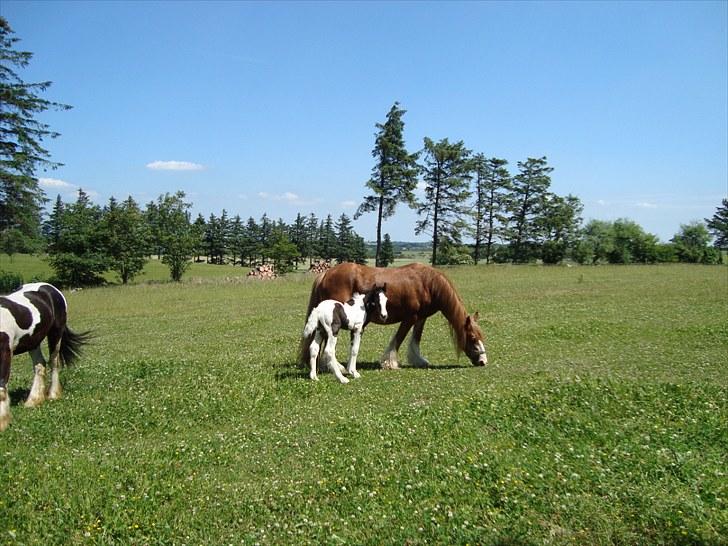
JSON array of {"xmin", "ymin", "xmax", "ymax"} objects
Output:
[{"xmin": 0, "ymin": 270, "xmax": 23, "ymax": 293}]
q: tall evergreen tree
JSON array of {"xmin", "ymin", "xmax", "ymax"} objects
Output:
[
  {"xmin": 706, "ymin": 198, "xmax": 728, "ymax": 250},
  {"xmin": 472, "ymin": 155, "xmax": 511, "ymax": 264},
  {"xmin": 335, "ymin": 213, "xmax": 355, "ymax": 263},
  {"xmin": 318, "ymin": 215, "xmax": 337, "ymax": 261},
  {"xmin": 506, "ymin": 157, "xmax": 553, "ymax": 263},
  {"xmin": 415, "ymin": 137, "xmax": 473, "ymax": 265},
  {"xmin": 355, "ymin": 102, "xmax": 419, "ymax": 266},
  {"xmin": 0, "ymin": 17, "xmax": 71, "ymax": 253},
  {"xmin": 379, "ymin": 233, "xmax": 395, "ymax": 267}
]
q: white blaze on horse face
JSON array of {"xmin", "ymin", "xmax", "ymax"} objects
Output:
[
  {"xmin": 477, "ymin": 340, "xmax": 487, "ymax": 365},
  {"xmin": 377, "ymin": 291, "xmax": 388, "ymax": 321}
]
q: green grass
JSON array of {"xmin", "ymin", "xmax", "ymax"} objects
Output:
[{"xmin": 1, "ymin": 264, "xmax": 726, "ymax": 545}]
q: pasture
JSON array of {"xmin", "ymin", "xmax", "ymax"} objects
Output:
[{"xmin": 1, "ymin": 264, "xmax": 726, "ymax": 545}]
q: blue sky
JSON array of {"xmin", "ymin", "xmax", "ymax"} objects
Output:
[{"xmin": 4, "ymin": 0, "xmax": 727, "ymax": 242}]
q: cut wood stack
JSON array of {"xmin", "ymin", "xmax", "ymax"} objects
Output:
[
  {"xmin": 247, "ymin": 264, "xmax": 277, "ymax": 279},
  {"xmin": 309, "ymin": 260, "xmax": 332, "ymax": 274}
]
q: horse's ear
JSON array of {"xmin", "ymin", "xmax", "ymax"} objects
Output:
[{"xmin": 473, "ymin": 311, "xmax": 480, "ymax": 322}]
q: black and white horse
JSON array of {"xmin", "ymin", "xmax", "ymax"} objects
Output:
[
  {"xmin": 0, "ymin": 282, "xmax": 90, "ymax": 431},
  {"xmin": 303, "ymin": 284, "xmax": 387, "ymax": 383}
]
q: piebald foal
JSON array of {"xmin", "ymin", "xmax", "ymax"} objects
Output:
[{"xmin": 303, "ymin": 284, "xmax": 387, "ymax": 383}]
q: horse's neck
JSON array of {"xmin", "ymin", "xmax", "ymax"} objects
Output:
[{"xmin": 432, "ymin": 276, "xmax": 467, "ymax": 330}]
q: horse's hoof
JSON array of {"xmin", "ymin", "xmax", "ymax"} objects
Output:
[
  {"xmin": 338, "ymin": 376, "xmax": 350, "ymax": 384},
  {"xmin": 24, "ymin": 396, "xmax": 44, "ymax": 408}
]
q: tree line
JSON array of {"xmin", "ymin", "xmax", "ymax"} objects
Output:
[{"xmin": 38, "ymin": 189, "xmax": 373, "ymax": 285}]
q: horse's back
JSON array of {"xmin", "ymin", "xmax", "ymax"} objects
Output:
[{"xmin": 0, "ymin": 283, "xmax": 67, "ymax": 353}]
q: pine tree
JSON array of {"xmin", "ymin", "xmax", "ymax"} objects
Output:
[
  {"xmin": 355, "ymin": 102, "xmax": 419, "ymax": 266},
  {"xmin": 472, "ymin": 155, "xmax": 511, "ymax": 264},
  {"xmin": 415, "ymin": 137, "xmax": 473, "ymax": 265},
  {"xmin": 335, "ymin": 213, "xmax": 355, "ymax": 263},
  {"xmin": 706, "ymin": 198, "xmax": 728, "ymax": 250},
  {"xmin": 101, "ymin": 195, "xmax": 150, "ymax": 284},
  {"xmin": 380, "ymin": 233, "xmax": 395, "ymax": 267},
  {"xmin": 506, "ymin": 157, "xmax": 553, "ymax": 263},
  {"xmin": 0, "ymin": 18, "xmax": 71, "ymax": 253}
]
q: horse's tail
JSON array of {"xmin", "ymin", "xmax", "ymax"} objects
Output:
[
  {"xmin": 59, "ymin": 327, "xmax": 92, "ymax": 366},
  {"xmin": 299, "ymin": 271, "xmax": 327, "ymax": 366}
]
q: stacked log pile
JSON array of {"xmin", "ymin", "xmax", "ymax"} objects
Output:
[
  {"xmin": 247, "ymin": 264, "xmax": 277, "ymax": 280},
  {"xmin": 309, "ymin": 260, "xmax": 332, "ymax": 274}
]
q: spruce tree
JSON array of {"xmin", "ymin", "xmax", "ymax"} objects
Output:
[
  {"xmin": 472, "ymin": 155, "xmax": 511, "ymax": 264},
  {"xmin": 706, "ymin": 198, "xmax": 728, "ymax": 250},
  {"xmin": 355, "ymin": 102, "xmax": 419, "ymax": 266},
  {"xmin": 1, "ymin": 17, "xmax": 71, "ymax": 253}
]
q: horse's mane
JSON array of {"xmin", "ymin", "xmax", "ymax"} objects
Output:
[{"xmin": 427, "ymin": 268, "xmax": 468, "ymax": 355}]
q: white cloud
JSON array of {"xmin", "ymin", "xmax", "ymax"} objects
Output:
[
  {"xmin": 146, "ymin": 160, "xmax": 205, "ymax": 171},
  {"xmin": 39, "ymin": 177, "xmax": 75, "ymax": 189},
  {"xmin": 258, "ymin": 191, "xmax": 312, "ymax": 204},
  {"xmin": 635, "ymin": 202, "xmax": 658, "ymax": 209}
]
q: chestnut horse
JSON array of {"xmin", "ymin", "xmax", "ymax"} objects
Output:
[{"xmin": 302, "ymin": 263, "xmax": 487, "ymax": 370}]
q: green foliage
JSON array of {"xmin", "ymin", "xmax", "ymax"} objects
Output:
[
  {"xmin": 102, "ymin": 196, "xmax": 150, "ymax": 284},
  {"xmin": 416, "ymin": 137, "xmax": 474, "ymax": 265},
  {"xmin": 0, "ymin": 18, "xmax": 71, "ymax": 252},
  {"xmin": 47, "ymin": 189, "xmax": 108, "ymax": 286},
  {"xmin": 356, "ymin": 102, "xmax": 420, "ymax": 267},
  {"xmin": 379, "ymin": 233, "xmax": 395, "ymax": 267},
  {"xmin": 706, "ymin": 198, "xmax": 728, "ymax": 250},
  {"xmin": 0, "ymin": 269, "xmax": 22, "ymax": 292},
  {"xmin": 155, "ymin": 192, "xmax": 196, "ymax": 282},
  {"xmin": 472, "ymin": 155, "xmax": 511, "ymax": 264},
  {"xmin": 672, "ymin": 221, "xmax": 715, "ymax": 264},
  {"xmin": 505, "ymin": 157, "xmax": 553, "ymax": 263},
  {"xmin": 1, "ymin": 265, "xmax": 726, "ymax": 544}
]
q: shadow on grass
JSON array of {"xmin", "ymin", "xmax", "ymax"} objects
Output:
[
  {"xmin": 275, "ymin": 361, "xmax": 469, "ymax": 381},
  {"xmin": 10, "ymin": 388, "xmax": 30, "ymax": 406}
]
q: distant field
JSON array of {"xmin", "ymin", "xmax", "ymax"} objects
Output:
[{"xmin": 1, "ymin": 263, "xmax": 726, "ymax": 545}]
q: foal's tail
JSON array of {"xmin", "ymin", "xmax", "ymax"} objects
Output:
[
  {"xmin": 60, "ymin": 327, "xmax": 92, "ymax": 366},
  {"xmin": 302, "ymin": 308, "xmax": 320, "ymax": 339},
  {"xmin": 299, "ymin": 271, "xmax": 326, "ymax": 366}
]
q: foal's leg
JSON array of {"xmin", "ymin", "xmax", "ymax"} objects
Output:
[
  {"xmin": 0, "ymin": 340, "xmax": 11, "ymax": 431},
  {"xmin": 346, "ymin": 327, "xmax": 362, "ymax": 379},
  {"xmin": 324, "ymin": 330, "xmax": 349, "ymax": 384},
  {"xmin": 380, "ymin": 320, "xmax": 414, "ymax": 370},
  {"xmin": 47, "ymin": 334, "xmax": 63, "ymax": 400},
  {"xmin": 407, "ymin": 318, "xmax": 431, "ymax": 368},
  {"xmin": 25, "ymin": 347, "xmax": 47, "ymax": 408},
  {"xmin": 309, "ymin": 332, "xmax": 322, "ymax": 381}
]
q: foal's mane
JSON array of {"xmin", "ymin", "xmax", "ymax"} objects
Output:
[{"xmin": 426, "ymin": 268, "xmax": 469, "ymax": 354}]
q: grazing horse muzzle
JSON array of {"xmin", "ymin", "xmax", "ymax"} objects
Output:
[{"xmin": 468, "ymin": 340, "xmax": 488, "ymax": 367}]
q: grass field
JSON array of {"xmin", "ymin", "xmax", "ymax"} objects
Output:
[{"xmin": 1, "ymin": 263, "xmax": 726, "ymax": 545}]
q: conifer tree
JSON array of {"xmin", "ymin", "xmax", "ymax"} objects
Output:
[
  {"xmin": 415, "ymin": 137, "xmax": 473, "ymax": 265},
  {"xmin": 0, "ymin": 17, "xmax": 71, "ymax": 253},
  {"xmin": 355, "ymin": 102, "xmax": 419, "ymax": 266}
]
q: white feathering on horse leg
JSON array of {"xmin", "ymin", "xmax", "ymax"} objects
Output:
[
  {"xmin": 25, "ymin": 363, "xmax": 47, "ymax": 408},
  {"xmin": 48, "ymin": 367, "xmax": 62, "ymax": 400},
  {"xmin": 0, "ymin": 388, "xmax": 10, "ymax": 431},
  {"xmin": 380, "ymin": 334, "xmax": 400, "ymax": 369},
  {"xmin": 407, "ymin": 339, "xmax": 430, "ymax": 368}
]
